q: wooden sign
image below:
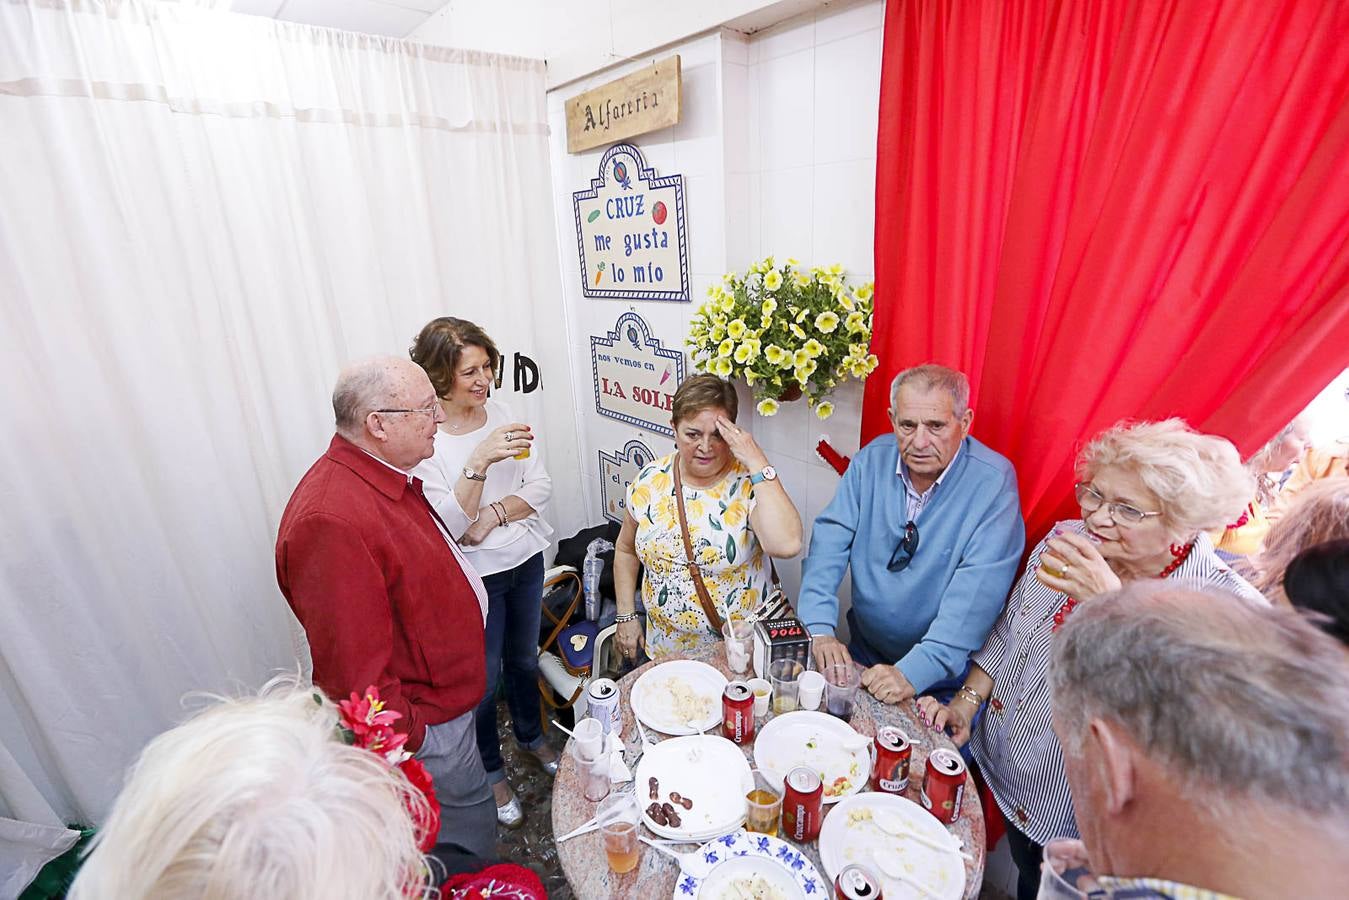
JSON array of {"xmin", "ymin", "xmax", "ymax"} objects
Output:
[
  {"xmin": 573, "ymin": 143, "xmax": 690, "ymax": 302},
  {"xmin": 590, "ymin": 310, "xmax": 685, "ymax": 435},
  {"xmin": 599, "ymin": 439, "xmax": 658, "ymax": 523},
  {"xmin": 566, "ymin": 56, "xmax": 682, "ymax": 154}
]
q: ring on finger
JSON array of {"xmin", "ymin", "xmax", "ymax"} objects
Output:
[{"xmin": 505, "ymin": 431, "xmax": 514, "ymax": 442}]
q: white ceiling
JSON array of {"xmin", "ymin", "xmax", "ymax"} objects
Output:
[{"xmin": 229, "ymin": 0, "xmax": 449, "ymax": 38}]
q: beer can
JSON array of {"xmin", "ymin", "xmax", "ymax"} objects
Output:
[
  {"xmin": 834, "ymin": 863, "xmax": 884, "ymax": 899},
  {"xmin": 722, "ymin": 681, "xmax": 755, "ymax": 745},
  {"xmin": 869, "ymin": 726, "xmax": 912, "ymax": 795},
  {"xmin": 587, "ymin": 677, "xmax": 621, "ymax": 736},
  {"xmin": 781, "ymin": 766, "xmax": 823, "ymax": 843},
  {"xmin": 920, "ymin": 748, "xmax": 967, "ymax": 824}
]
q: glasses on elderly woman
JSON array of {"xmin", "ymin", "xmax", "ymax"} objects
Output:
[
  {"xmin": 1074, "ymin": 482, "xmax": 1163, "ymax": 526},
  {"xmin": 888, "ymin": 520, "xmax": 920, "ymax": 571}
]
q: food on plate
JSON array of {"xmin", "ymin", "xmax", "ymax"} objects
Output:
[
  {"xmin": 656, "ymin": 676, "xmax": 715, "ymax": 725},
  {"xmin": 660, "ymin": 800, "xmax": 682, "ymax": 828},
  {"xmin": 649, "ymin": 776, "xmax": 660, "ymax": 800},
  {"xmin": 647, "ymin": 801, "xmax": 667, "ymax": 825},
  {"xmin": 846, "ymin": 807, "xmax": 874, "ymax": 826},
  {"xmin": 824, "ymin": 763, "xmax": 862, "ymax": 798},
  {"xmin": 720, "ymin": 873, "xmax": 789, "ymax": 900},
  {"xmin": 669, "ymin": 791, "xmax": 694, "ymax": 810}
]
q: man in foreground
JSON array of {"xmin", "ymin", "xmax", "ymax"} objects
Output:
[
  {"xmin": 276, "ymin": 356, "xmax": 494, "ymax": 856},
  {"xmin": 1049, "ymin": 582, "xmax": 1349, "ymax": 899}
]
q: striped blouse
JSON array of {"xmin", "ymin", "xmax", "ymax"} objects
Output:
[{"xmin": 968, "ymin": 520, "xmax": 1264, "ymax": 845}]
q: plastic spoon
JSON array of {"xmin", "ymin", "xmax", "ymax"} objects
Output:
[
  {"xmin": 872, "ymin": 809, "xmax": 973, "ymax": 860},
  {"xmin": 869, "ymin": 849, "xmax": 943, "ymax": 899},
  {"xmin": 639, "ymin": 836, "xmax": 714, "ymax": 878}
]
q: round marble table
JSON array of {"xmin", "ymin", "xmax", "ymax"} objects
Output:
[{"xmin": 551, "ymin": 646, "xmax": 986, "ymax": 898}]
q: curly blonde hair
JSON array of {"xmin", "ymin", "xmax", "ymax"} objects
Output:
[
  {"xmin": 1254, "ymin": 477, "xmax": 1349, "ymax": 604},
  {"xmin": 1077, "ymin": 419, "xmax": 1254, "ymax": 538}
]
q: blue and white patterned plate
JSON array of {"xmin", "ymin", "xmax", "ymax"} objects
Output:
[{"xmin": 671, "ymin": 829, "xmax": 827, "ymax": 898}]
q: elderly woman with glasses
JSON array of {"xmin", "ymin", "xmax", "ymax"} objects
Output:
[{"xmin": 917, "ymin": 419, "xmax": 1264, "ymax": 900}]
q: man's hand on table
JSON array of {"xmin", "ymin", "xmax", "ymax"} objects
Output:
[
  {"xmin": 812, "ymin": 634, "xmax": 853, "ymax": 671},
  {"xmin": 861, "ymin": 664, "xmax": 915, "ymax": 705}
]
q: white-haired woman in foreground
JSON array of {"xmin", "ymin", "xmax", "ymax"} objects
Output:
[
  {"xmin": 918, "ymin": 419, "xmax": 1263, "ymax": 900},
  {"xmin": 69, "ymin": 678, "xmax": 434, "ymax": 900}
]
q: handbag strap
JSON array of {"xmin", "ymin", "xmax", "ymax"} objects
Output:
[{"xmin": 671, "ymin": 455, "xmax": 725, "ymax": 634}]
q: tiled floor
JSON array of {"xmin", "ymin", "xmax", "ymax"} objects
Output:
[{"xmin": 488, "ymin": 701, "xmax": 1013, "ymax": 899}]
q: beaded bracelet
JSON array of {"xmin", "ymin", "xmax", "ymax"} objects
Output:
[
  {"xmin": 956, "ymin": 685, "xmax": 984, "ymax": 707},
  {"xmin": 491, "ymin": 501, "xmax": 508, "ymax": 527},
  {"xmin": 614, "ymin": 612, "xmax": 639, "ymax": 624}
]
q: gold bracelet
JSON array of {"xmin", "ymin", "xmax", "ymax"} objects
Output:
[{"xmin": 956, "ymin": 685, "xmax": 984, "ymax": 707}]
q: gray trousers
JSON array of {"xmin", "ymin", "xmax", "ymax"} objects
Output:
[{"xmin": 415, "ymin": 711, "xmax": 497, "ymax": 858}]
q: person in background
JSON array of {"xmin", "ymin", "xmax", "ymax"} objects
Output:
[
  {"xmin": 1250, "ymin": 477, "xmax": 1349, "ymax": 605},
  {"xmin": 1215, "ymin": 417, "xmax": 1308, "ymax": 556},
  {"xmin": 275, "ymin": 357, "xmax": 494, "ymax": 857},
  {"xmin": 68, "ymin": 679, "xmax": 440, "ymax": 900},
  {"xmin": 919, "ymin": 419, "xmax": 1260, "ymax": 900},
  {"xmin": 409, "ymin": 317, "xmax": 557, "ymax": 830},
  {"xmin": 799, "ymin": 364, "xmax": 1024, "ymax": 705},
  {"xmin": 1282, "ymin": 539, "xmax": 1349, "ymax": 648},
  {"xmin": 1049, "ymin": 582, "xmax": 1349, "ymax": 900},
  {"xmin": 613, "ymin": 374, "xmax": 802, "ymax": 659}
]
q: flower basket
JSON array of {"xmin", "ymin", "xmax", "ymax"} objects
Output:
[{"xmin": 687, "ymin": 257, "xmax": 879, "ymax": 418}]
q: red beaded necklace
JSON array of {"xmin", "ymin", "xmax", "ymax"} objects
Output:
[{"xmin": 1052, "ymin": 540, "xmax": 1195, "ymax": 631}]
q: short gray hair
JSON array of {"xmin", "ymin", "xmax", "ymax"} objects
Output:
[
  {"xmin": 1077, "ymin": 419, "xmax": 1253, "ymax": 536},
  {"xmin": 332, "ymin": 358, "xmax": 399, "ymax": 435},
  {"xmin": 1049, "ymin": 582, "xmax": 1349, "ymax": 821},
  {"xmin": 69, "ymin": 676, "xmax": 434, "ymax": 900},
  {"xmin": 889, "ymin": 364, "xmax": 970, "ymax": 416}
]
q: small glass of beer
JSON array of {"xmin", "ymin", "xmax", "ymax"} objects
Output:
[
  {"xmin": 745, "ymin": 771, "xmax": 783, "ymax": 836},
  {"xmin": 598, "ymin": 793, "xmax": 641, "ymax": 874}
]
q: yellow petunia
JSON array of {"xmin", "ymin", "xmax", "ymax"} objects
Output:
[
  {"xmin": 746, "ymin": 370, "xmax": 758, "ymax": 385},
  {"xmin": 795, "ymin": 307, "xmax": 809, "ymax": 323},
  {"xmin": 717, "ymin": 338, "xmax": 735, "ymax": 358},
  {"xmin": 855, "ymin": 283, "xmax": 874, "ymax": 301},
  {"xmin": 790, "ymin": 323, "xmax": 807, "ymax": 340},
  {"xmin": 815, "ymin": 311, "xmax": 840, "ymax": 333},
  {"xmin": 764, "ymin": 344, "xmax": 789, "ymax": 366},
  {"xmin": 719, "ymin": 293, "xmax": 736, "ymax": 313},
  {"xmin": 761, "ymin": 298, "xmax": 778, "ymax": 316},
  {"xmin": 804, "ymin": 339, "xmax": 825, "ymax": 358},
  {"xmin": 793, "ymin": 348, "xmax": 811, "ymax": 368},
  {"xmin": 846, "ymin": 311, "xmax": 868, "ymax": 334},
  {"xmin": 815, "ymin": 401, "xmax": 835, "ymax": 420},
  {"xmin": 733, "ymin": 343, "xmax": 753, "ymax": 364},
  {"xmin": 795, "ymin": 359, "xmax": 818, "ymax": 381},
  {"xmin": 756, "ymin": 398, "xmax": 780, "ymax": 416},
  {"xmin": 793, "ymin": 270, "xmax": 811, "ymax": 288},
  {"xmin": 727, "ymin": 318, "xmax": 747, "ymax": 339},
  {"xmin": 712, "ymin": 357, "xmax": 734, "ymax": 377},
  {"xmin": 763, "ymin": 269, "xmax": 783, "ymax": 292},
  {"xmin": 828, "ymin": 263, "xmax": 844, "ymax": 276},
  {"xmin": 761, "ymin": 314, "xmax": 773, "ymax": 329}
]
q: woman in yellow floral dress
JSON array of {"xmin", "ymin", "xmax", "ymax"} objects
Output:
[{"xmin": 613, "ymin": 375, "xmax": 804, "ymax": 659}]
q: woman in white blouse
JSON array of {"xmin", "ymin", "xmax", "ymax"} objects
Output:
[
  {"xmin": 411, "ymin": 317, "xmax": 556, "ymax": 830},
  {"xmin": 918, "ymin": 419, "xmax": 1263, "ymax": 900}
]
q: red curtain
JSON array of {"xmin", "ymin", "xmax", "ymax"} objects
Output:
[{"xmin": 866, "ymin": 0, "xmax": 1349, "ymax": 544}]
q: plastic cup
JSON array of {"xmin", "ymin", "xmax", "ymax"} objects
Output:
[
  {"xmin": 570, "ymin": 739, "xmax": 611, "ymax": 802},
  {"xmin": 748, "ymin": 678, "xmax": 773, "ymax": 717},
  {"xmin": 769, "ymin": 659, "xmax": 803, "ymax": 714},
  {"xmin": 573, "ymin": 717, "xmax": 604, "ymax": 758},
  {"xmin": 745, "ymin": 771, "xmax": 783, "ymax": 836},
  {"xmin": 797, "ymin": 670, "xmax": 825, "ymax": 711},
  {"xmin": 1038, "ymin": 838, "xmax": 1101, "ymax": 898},
  {"xmin": 722, "ymin": 617, "xmax": 755, "ymax": 674},
  {"xmin": 598, "ymin": 793, "xmax": 641, "ymax": 873},
  {"xmin": 824, "ymin": 662, "xmax": 861, "ymax": 719}
]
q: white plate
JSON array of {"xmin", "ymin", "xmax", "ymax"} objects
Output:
[
  {"xmin": 635, "ymin": 735, "xmax": 753, "ymax": 841},
  {"xmin": 670, "ymin": 830, "xmax": 825, "ymax": 899},
  {"xmin": 818, "ymin": 792, "xmax": 967, "ymax": 900},
  {"xmin": 632, "ymin": 660, "xmax": 728, "ymax": 735},
  {"xmin": 752, "ymin": 711, "xmax": 871, "ymax": 803}
]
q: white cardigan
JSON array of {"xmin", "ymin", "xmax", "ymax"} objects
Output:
[{"xmin": 413, "ymin": 397, "xmax": 553, "ymax": 577}]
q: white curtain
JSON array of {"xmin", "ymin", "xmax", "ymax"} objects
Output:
[{"xmin": 0, "ymin": 0, "xmax": 582, "ymax": 877}]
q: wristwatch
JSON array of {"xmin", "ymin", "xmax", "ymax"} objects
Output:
[
  {"xmin": 749, "ymin": 465, "xmax": 778, "ymax": 485},
  {"xmin": 462, "ymin": 466, "xmax": 487, "ymax": 482}
]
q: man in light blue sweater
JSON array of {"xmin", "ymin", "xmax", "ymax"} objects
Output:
[{"xmin": 799, "ymin": 365, "xmax": 1024, "ymax": 704}]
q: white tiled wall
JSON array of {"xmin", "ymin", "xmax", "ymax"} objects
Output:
[{"xmin": 544, "ymin": 0, "xmax": 887, "ymax": 613}]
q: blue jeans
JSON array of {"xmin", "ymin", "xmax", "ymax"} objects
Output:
[{"xmin": 474, "ymin": 551, "xmax": 547, "ymax": 783}]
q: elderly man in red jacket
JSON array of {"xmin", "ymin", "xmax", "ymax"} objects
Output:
[{"xmin": 276, "ymin": 355, "xmax": 495, "ymax": 856}]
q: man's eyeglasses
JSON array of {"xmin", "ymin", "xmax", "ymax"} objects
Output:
[
  {"xmin": 373, "ymin": 405, "xmax": 440, "ymax": 417},
  {"xmin": 888, "ymin": 520, "xmax": 920, "ymax": 572},
  {"xmin": 1074, "ymin": 482, "xmax": 1162, "ymax": 526}
]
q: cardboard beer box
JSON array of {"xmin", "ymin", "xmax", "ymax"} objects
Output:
[{"xmin": 751, "ymin": 593, "xmax": 813, "ymax": 678}]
